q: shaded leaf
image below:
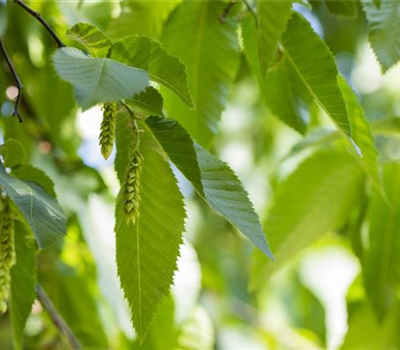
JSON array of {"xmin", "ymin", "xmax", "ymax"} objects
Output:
[
  {"xmin": 161, "ymin": 1, "xmax": 240, "ymax": 146},
  {"xmin": 111, "ymin": 35, "xmax": 193, "ymax": 108},
  {"xmin": 0, "ymin": 164, "xmax": 66, "ymax": 248},
  {"xmin": 127, "ymin": 86, "xmax": 164, "ymax": 117},
  {"xmin": 146, "ymin": 116, "xmax": 273, "ymax": 259},
  {"xmin": 53, "ymin": 47, "xmax": 148, "ymax": 109},
  {"xmin": 67, "ymin": 22, "xmax": 112, "ymax": 57},
  {"xmin": 325, "ymin": 0, "xmax": 358, "ymax": 19},
  {"xmin": 10, "ymin": 223, "xmax": 37, "ymax": 350},
  {"xmin": 281, "ymin": 13, "xmax": 351, "ymax": 136}
]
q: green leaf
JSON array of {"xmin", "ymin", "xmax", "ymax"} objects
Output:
[
  {"xmin": 146, "ymin": 116, "xmax": 273, "ymax": 259},
  {"xmin": 10, "ymin": 223, "xmax": 37, "ymax": 350},
  {"xmin": 0, "ymin": 139, "xmax": 26, "ymax": 169},
  {"xmin": 281, "ymin": 13, "xmax": 351, "ymax": 136},
  {"xmin": 363, "ymin": 1, "xmax": 400, "ymax": 72},
  {"xmin": 0, "ymin": 164, "xmax": 66, "ymax": 248},
  {"xmin": 127, "ymin": 86, "xmax": 164, "ymax": 117},
  {"xmin": 11, "ymin": 165, "xmax": 57, "ymax": 198},
  {"xmin": 250, "ymin": 150, "xmax": 364, "ymax": 287},
  {"xmin": 363, "ymin": 163, "xmax": 400, "ymax": 319},
  {"xmin": 53, "ymin": 47, "xmax": 148, "ymax": 110},
  {"xmin": 67, "ymin": 22, "xmax": 112, "ymax": 57},
  {"xmin": 258, "ymin": 0, "xmax": 293, "ymax": 78},
  {"xmin": 325, "ymin": 0, "xmax": 358, "ymax": 19},
  {"xmin": 338, "ymin": 76, "xmax": 380, "ymax": 190},
  {"xmin": 111, "ymin": 35, "xmax": 193, "ymax": 108},
  {"xmin": 115, "ymin": 117, "xmax": 186, "ymax": 340},
  {"xmin": 161, "ymin": 1, "xmax": 240, "ymax": 146}
]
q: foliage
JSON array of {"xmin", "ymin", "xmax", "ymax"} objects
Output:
[{"xmin": 0, "ymin": 0, "xmax": 399, "ymax": 349}]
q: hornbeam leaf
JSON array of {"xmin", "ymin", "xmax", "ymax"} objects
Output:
[
  {"xmin": 10, "ymin": 224, "xmax": 37, "ymax": 350},
  {"xmin": 111, "ymin": 35, "xmax": 194, "ymax": 108},
  {"xmin": 281, "ymin": 13, "xmax": 351, "ymax": 136},
  {"xmin": 325, "ymin": 0, "xmax": 358, "ymax": 19},
  {"xmin": 250, "ymin": 150, "xmax": 365, "ymax": 289},
  {"xmin": 364, "ymin": 163, "xmax": 400, "ymax": 319},
  {"xmin": 115, "ymin": 115, "xmax": 185, "ymax": 340},
  {"xmin": 258, "ymin": 0, "xmax": 293, "ymax": 78},
  {"xmin": 0, "ymin": 164, "xmax": 66, "ymax": 248},
  {"xmin": 67, "ymin": 22, "xmax": 112, "ymax": 58},
  {"xmin": 338, "ymin": 75, "xmax": 380, "ymax": 190},
  {"xmin": 146, "ymin": 116, "xmax": 273, "ymax": 259},
  {"xmin": 53, "ymin": 47, "xmax": 148, "ymax": 110},
  {"xmin": 363, "ymin": 1, "xmax": 400, "ymax": 72},
  {"xmin": 161, "ymin": 1, "xmax": 240, "ymax": 146}
]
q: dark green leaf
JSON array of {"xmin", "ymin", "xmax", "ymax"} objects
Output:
[
  {"xmin": 67, "ymin": 22, "xmax": 112, "ymax": 57},
  {"xmin": 325, "ymin": 0, "xmax": 358, "ymax": 19}
]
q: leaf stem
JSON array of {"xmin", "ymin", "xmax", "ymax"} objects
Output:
[
  {"xmin": 36, "ymin": 284, "xmax": 82, "ymax": 350},
  {"xmin": 0, "ymin": 38, "xmax": 23, "ymax": 123},
  {"xmin": 13, "ymin": 0, "xmax": 65, "ymax": 48}
]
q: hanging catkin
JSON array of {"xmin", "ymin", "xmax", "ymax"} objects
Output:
[
  {"xmin": 99, "ymin": 102, "xmax": 117, "ymax": 160},
  {"xmin": 0, "ymin": 195, "xmax": 16, "ymax": 313}
]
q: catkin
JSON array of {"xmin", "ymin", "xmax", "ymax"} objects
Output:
[
  {"xmin": 0, "ymin": 196, "xmax": 16, "ymax": 313},
  {"xmin": 99, "ymin": 102, "xmax": 117, "ymax": 160},
  {"xmin": 123, "ymin": 151, "xmax": 143, "ymax": 225}
]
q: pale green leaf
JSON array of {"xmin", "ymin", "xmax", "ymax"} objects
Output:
[
  {"xmin": 281, "ymin": 13, "xmax": 351, "ymax": 136},
  {"xmin": 364, "ymin": 163, "xmax": 400, "ymax": 318},
  {"xmin": 111, "ymin": 35, "xmax": 193, "ymax": 108},
  {"xmin": 258, "ymin": 0, "xmax": 293, "ymax": 78},
  {"xmin": 338, "ymin": 75, "xmax": 380, "ymax": 189},
  {"xmin": 250, "ymin": 150, "xmax": 365, "ymax": 288},
  {"xmin": 161, "ymin": 1, "xmax": 240, "ymax": 146},
  {"xmin": 53, "ymin": 47, "xmax": 148, "ymax": 109},
  {"xmin": 0, "ymin": 139, "xmax": 26, "ymax": 169},
  {"xmin": 10, "ymin": 223, "xmax": 37, "ymax": 350},
  {"xmin": 363, "ymin": 0, "xmax": 400, "ymax": 72},
  {"xmin": 146, "ymin": 116, "xmax": 273, "ymax": 259},
  {"xmin": 0, "ymin": 164, "xmax": 66, "ymax": 248},
  {"xmin": 67, "ymin": 22, "xmax": 112, "ymax": 57},
  {"xmin": 325, "ymin": 0, "xmax": 358, "ymax": 19},
  {"xmin": 115, "ymin": 116, "xmax": 185, "ymax": 340}
]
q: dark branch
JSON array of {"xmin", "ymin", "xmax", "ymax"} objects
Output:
[
  {"xmin": 220, "ymin": 1, "xmax": 238, "ymax": 23},
  {"xmin": 36, "ymin": 285, "xmax": 82, "ymax": 350},
  {"xmin": 0, "ymin": 38, "xmax": 23, "ymax": 123},
  {"xmin": 13, "ymin": 0, "xmax": 65, "ymax": 48}
]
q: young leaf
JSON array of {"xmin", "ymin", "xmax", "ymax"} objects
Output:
[
  {"xmin": 115, "ymin": 116, "xmax": 186, "ymax": 340},
  {"xmin": 364, "ymin": 163, "xmax": 400, "ymax": 319},
  {"xmin": 258, "ymin": 0, "xmax": 293, "ymax": 78},
  {"xmin": 325, "ymin": 0, "xmax": 358, "ymax": 19},
  {"xmin": 111, "ymin": 35, "xmax": 193, "ymax": 108},
  {"xmin": 10, "ymin": 223, "xmax": 37, "ymax": 350},
  {"xmin": 0, "ymin": 164, "xmax": 66, "ymax": 248},
  {"xmin": 161, "ymin": 1, "xmax": 240, "ymax": 146},
  {"xmin": 250, "ymin": 150, "xmax": 365, "ymax": 288},
  {"xmin": 281, "ymin": 13, "xmax": 351, "ymax": 136},
  {"xmin": 53, "ymin": 47, "xmax": 148, "ymax": 110},
  {"xmin": 66, "ymin": 22, "xmax": 112, "ymax": 58},
  {"xmin": 146, "ymin": 116, "xmax": 273, "ymax": 259},
  {"xmin": 338, "ymin": 75, "xmax": 380, "ymax": 189},
  {"xmin": 363, "ymin": 1, "xmax": 400, "ymax": 72}
]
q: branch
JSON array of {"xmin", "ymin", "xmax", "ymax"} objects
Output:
[
  {"xmin": 0, "ymin": 38, "xmax": 23, "ymax": 123},
  {"xmin": 36, "ymin": 285, "xmax": 82, "ymax": 350},
  {"xmin": 13, "ymin": 0, "xmax": 65, "ymax": 48}
]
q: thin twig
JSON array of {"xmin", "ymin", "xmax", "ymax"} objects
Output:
[
  {"xmin": 13, "ymin": 0, "xmax": 65, "ymax": 48},
  {"xmin": 36, "ymin": 285, "xmax": 82, "ymax": 350},
  {"xmin": 220, "ymin": 0, "xmax": 238, "ymax": 23},
  {"xmin": 0, "ymin": 38, "xmax": 23, "ymax": 123}
]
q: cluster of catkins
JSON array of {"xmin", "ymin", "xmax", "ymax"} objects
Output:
[
  {"xmin": 123, "ymin": 151, "xmax": 143, "ymax": 225},
  {"xmin": 0, "ymin": 195, "xmax": 16, "ymax": 313},
  {"xmin": 99, "ymin": 102, "xmax": 117, "ymax": 160}
]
